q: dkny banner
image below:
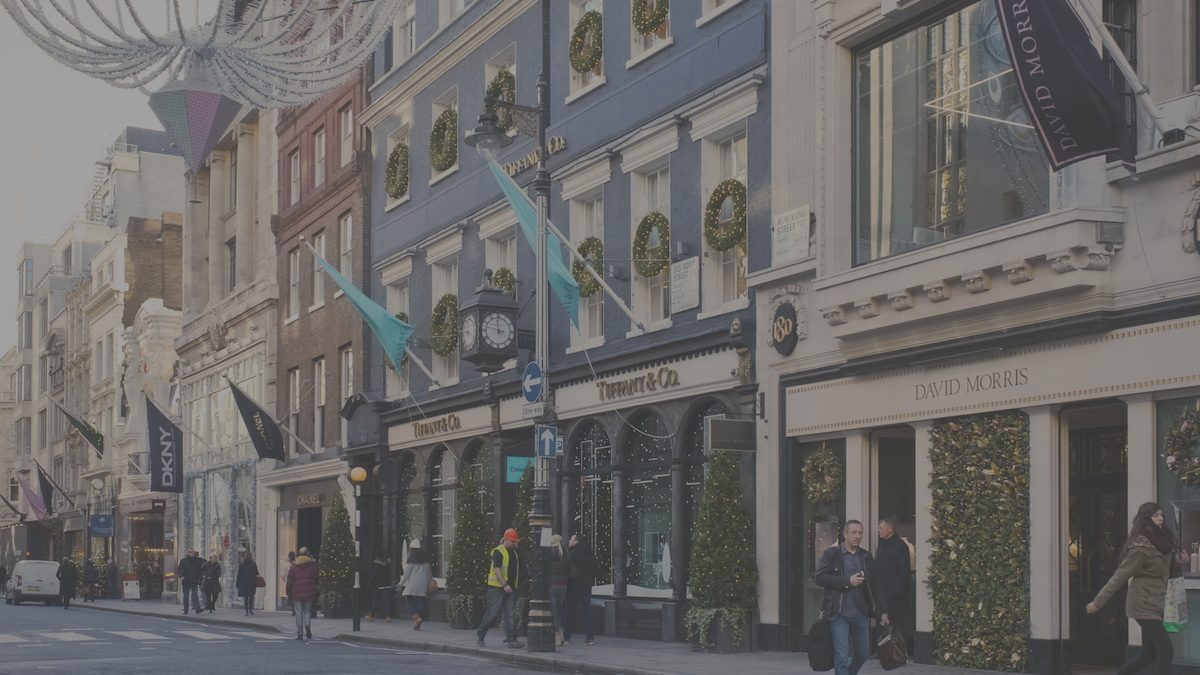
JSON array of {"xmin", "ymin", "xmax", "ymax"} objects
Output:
[
  {"xmin": 146, "ymin": 396, "xmax": 183, "ymax": 493},
  {"xmin": 993, "ymin": 0, "xmax": 1131, "ymax": 169}
]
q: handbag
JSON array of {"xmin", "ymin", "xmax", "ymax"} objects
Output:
[
  {"xmin": 1165, "ymin": 575, "xmax": 1189, "ymax": 633},
  {"xmin": 807, "ymin": 616, "xmax": 834, "ymax": 672},
  {"xmin": 877, "ymin": 624, "xmax": 908, "ymax": 670},
  {"xmin": 254, "ymin": 575, "xmax": 266, "ymax": 588},
  {"xmin": 427, "ymin": 577, "xmax": 439, "ymax": 595}
]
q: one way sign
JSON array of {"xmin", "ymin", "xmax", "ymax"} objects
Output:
[{"xmin": 536, "ymin": 425, "xmax": 557, "ymax": 458}]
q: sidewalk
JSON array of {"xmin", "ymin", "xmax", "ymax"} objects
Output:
[{"xmin": 74, "ymin": 599, "xmax": 988, "ymax": 675}]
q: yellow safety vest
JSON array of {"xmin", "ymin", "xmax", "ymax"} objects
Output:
[{"xmin": 486, "ymin": 544, "xmax": 518, "ymax": 590}]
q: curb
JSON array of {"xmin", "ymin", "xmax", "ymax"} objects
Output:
[
  {"xmin": 334, "ymin": 632, "xmax": 676, "ymax": 675},
  {"xmin": 72, "ymin": 602, "xmax": 286, "ymax": 633}
]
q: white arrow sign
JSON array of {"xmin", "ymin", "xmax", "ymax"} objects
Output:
[
  {"xmin": 536, "ymin": 425, "xmax": 557, "ymax": 458},
  {"xmin": 522, "ymin": 362, "xmax": 543, "ymax": 403}
]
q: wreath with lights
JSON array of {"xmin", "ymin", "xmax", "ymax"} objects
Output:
[
  {"xmin": 385, "ymin": 142, "xmax": 409, "ymax": 200},
  {"xmin": 802, "ymin": 444, "xmax": 843, "ymax": 505},
  {"xmin": 1166, "ymin": 405, "xmax": 1200, "ymax": 485},
  {"xmin": 486, "ymin": 69, "xmax": 517, "ymax": 134},
  {"xmin": 632, "ymin": 0, "xmax": 668, "ymax": 35},
  {"xmin": 633, "ymin": 211, "xmax": 670, "ymax": 277},
  {"xmin": 493, "ymin": 267, "xmax": 517, "ymax": 296},
  {"xmin": 569, "ymin": 10, "xmax": 603, "ymax": 74},
  {"xmin": 386, "ymin": 312, "xmax": 411, "ymax": 370},
  {"xmin": 572, "ymin": 236, "xmax": 603, "ymax": 298},
  {"xmin": 429, "ymin": 108, "xmax": 458, "ymax": 172},
  {"xmin": 430, "ymin": 294, "xmax": 458, "ymax": 357},
  {"xmin": 704, "ymin": 178, "xmax": 747, "ymax": 252}
]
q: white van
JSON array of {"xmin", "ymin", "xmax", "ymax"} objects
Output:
[{"xmin": 5, "ymin": 560, "xmax": 62, "ymax": 605}]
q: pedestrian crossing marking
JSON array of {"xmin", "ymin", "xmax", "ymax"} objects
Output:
[
  {"xmin": 41, "ymin": 632, "xmax": 95, "ymax": 642},
  {"xmin": 107, "ymin": 631, "xmax": 167, "ymax": 641},
  {"xmin": 227, "ymin": 631, "xmax": 287, "ymax": 640},
  {"xmin": 174, "ymin": 630, "xmax": 232, "ymax": 640},
  {"xmin": 0, "ymin": 634, "xmax": 27, "ymax": 643}
]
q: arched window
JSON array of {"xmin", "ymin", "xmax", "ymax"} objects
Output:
[
  {"xmin": 624, "ymin": 410, "xmax": 672, "ymax": 594},
  {"xmin": 570, "ymin": 420, "xmax": 612, "ymax": 587},
  {"xmin": 681, "ymin": 399, "xmax": 727, "ymax": 593},
  {"xmin": 428, "ymin": 447, "xmax": 456, "ymax": 579},
  {"xmin": 395, "ymin": 452, "xmax": 421, "ymax": 557},
  {"xmin": 461, "ymin": 440, "xmax": 496, "ymax": 524}
]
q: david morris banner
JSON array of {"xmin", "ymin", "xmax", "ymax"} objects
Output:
[{"xmin": 146, "ymin": 397, "xmax": 183, "ymax": 493}]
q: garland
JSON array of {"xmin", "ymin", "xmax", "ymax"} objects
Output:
[
  {"xmin": 1165, "ymin": 405, "xmax": 1200, "ymax": 485},
  {"xmin": 385, "ymin": 142, "xmax": 409, "ymax": 200},
  {"xmin": 430, "ymin": 294, "xmax": 458, "ymax": 356},
  {"xmin": 429, "ymin": 108, "xmax": 458, "ymax": 172},
  {"xmin": 632, "ymin": 0, "xmax": 669, "ymax": 35},
  {"xmin": 492, "ymin": 267, "xmax": 517, "ymax": 296},
  {"xmin": 801, "ymin": 444, "xmax": 843, "ymax": 505},
  {"xmin": 569, "ymin": 10, "xmax": 603, "ymax": 74},
  {"xmin": 386, "ymin": 312, "xmax": 410, "ymax": 370},
  {"xmin": 572, "ymin": 236, "xmax": 603, "ymax": 298},
  {"xmin": 486, "ymin": 69, "xmax": 516, "ymax": 134},
  {"xmin": 632, "ymin": 211, "xmax": 670, "ymax": 277},
  {"xmin": 704, "ymin": 179, "xmax": 747, "ymax": 252}
]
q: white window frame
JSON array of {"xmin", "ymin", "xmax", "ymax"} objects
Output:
[
  {"xmin": 385, "ymin": 281, "xmax": 410, "ymax": 398},
  {"xmin": 228, "ymin": 147, "xmax": 238, "ymax": 211},
  {"xmin": 431, "ymin": 257, "xmax": 459, "ymax": 387},
  {"xmin": 288, "ymin": 367, "xmax": 300, "ymax": 456},
  {"xmin": 484, "ymin": 45, "xmax": 518, "ymax": 139},
  {"xmin": 289, "ymin": 149, "xmax": 301, "ymax": 206},
  {"xmin": 439, "ymin": 0, "xmax": 470, "ymax": 27},
  {"xmin": 386, "ymin": 125, "xmax": 411, "ymax": 210},
  {"xmin": 567, "ymin": 0, "xmax": 606, "ymax": 102},
  {"xmin": 312, "ymin": 356, "xmax": 326, "ymax": 451},
  {"xmin": 630, "ymin": 163, "xmax": 672, "ymax": 334},
  {"xmin": 287, "ymin": 248, "xmax": 300, "ymax": 322},
  {"xmin": 569, "ymin": 194, "xmax": 605, "ymax": 349},
  {"xmin": 628, "ymin": 0, "xmax": 672, "ymax": 68},
  {"xmin": 696, "ymin": 130, "xmax": 749, "ymax": 316},
  {"xmin": 339, "ymin": 345, "xmax": 353, "ymax": 447},
  {"xmin": 481, "ymin": 215, "xmax": 518, "ymax": 371},
  {"xmin": 310, "ymin": 230, "xmax": 326, "ymax": 310},
  {"xmin": 337, "ymin": 213, "xmax": 353, "ymax": 297},
  {"xmin": 105, "ymin": 331, "xmax": 114, "ymax": 378},
  {"xmin": 313, "ymin": 128, "xmax": 326, "ymax": 188},
  {"xmin": 430, "ymin": 88, "xmax": 459, "ymax": 184},
  {"xmin": 697, "ymin": 0, "xmax": 746, "ymax": 28},
  {"xmin": 339, "ymin": 104, "xmax": 355, "ymax": 168},
  {"xmin": 393, "ymin": 0, "xmax": 416, "ymax": 65}
]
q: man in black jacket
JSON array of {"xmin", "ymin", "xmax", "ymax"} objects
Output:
[
  {"xmin": 177, "ymin": 550, "xmax": 204, "ymax": 614},
  {"xmin": 815, "ymin": 520, "xmax": 879, "ymax": 675},
  {"xmin": 873, "ymin": 517, "xmax": 912, "ymax": 642},
  {"xmin": 564, "ymin": 534, "xmax": 596, "ymax": 646}
]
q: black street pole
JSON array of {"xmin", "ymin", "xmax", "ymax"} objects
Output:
[{"xmin": 352, "ymin": 479, "xmax": 362, "ymax": 632}]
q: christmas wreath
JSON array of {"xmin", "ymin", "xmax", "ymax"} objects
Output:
[
  {"xmin": 387, "ymin": 312, "xmax": 411, "ymax": 370},
  {"xmin": 385, "ymin": 142, "xmax": 409, "ymax": 200},
  {"xmin": 1166, "ymin": 405, "xmax": 1200, "ymax": 485},
  {"xmin": 569, "ymin": 10, "xmax": 603, "ymax": 74},
  {"xmin": 430, "ymin": 294, "xmax": 458, "ymax": 356},
  {"xmin": 486, "ymin": 69, "xmax": 517, "ymax": 134},
  {"xmin": 572, "ymin": 236, "xmax": 603, "ymax": 298},
  {"xmin": 632, "ymin": 0, "xmax": 669, "ymax": 35},
  {"xmin": 704, "ymin": 179, "xmax": 747, "ymax": 252},
  {"xmin": 633, "ymin": 211, "xmax": 670, "ymax": 277},
  {"xmin": 429, "ymin": 108, "xmax": 458, "ymax": 172},
  {"xmin": 493, "ymin": 267, "xmax": 517, "ymax": 296},
  {"xmin": 802, "ymin": 444, "xmax": 843, "ymax": 505}
]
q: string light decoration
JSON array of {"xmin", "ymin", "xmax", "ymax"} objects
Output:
[
  {"xmin": 801, "ymin": 443, "xmax": 843, "ymax": 505},
  {"xmin": 929, "ymin": 412, "xmax": 1030, "ymax": 671},
  {"xmin": 704, "ymin": 179, "xmax": 747, "ymax": 252},
  {"xmin": 632, "ymin": 212, "xmax": 670, "ymax": 277},
  {"xmin": 1164, "ymin": 403, "xmax": 1200, "ymax": 485},
  {"xmin": 385, "ymin": 143, "xmax": 410, "ymax": 200},
  {"xmin": 429, "ymin": 108, "xmax": 458, "ymax": 172},
  {"xmin": 318, "ymin": 495, "xmax": 355, "ymax": 615},
  {"xmin": 492, "ymin": 267, "xmax": 517, "ymax": 296},
  {"xmin": 485, "ymin": 69, "xmax": 516, "ymax": 133},
  {"xmin": 430, "ymin": 294, "xmax": 459, "ymax": 357},
  {"xmin": 631, "ymin": 0, "xmax": 668, "ymax": 35},
  {"xmin": 446, "ymin": 465, "xmax": 488, "ymax": 628},
  {"xmin": 572, "ymin": 236, "xmax": 603, "ymax": 297},
  {"xmin": 569, "ymin": 10, "xmax": 603, "ymax": 74}
]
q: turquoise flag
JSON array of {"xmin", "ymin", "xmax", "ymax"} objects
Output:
[
  {"xmin": 484, "ymin": 153, "xmax": 580, "ymax": 328},
  {"xmin": 307, "ymin": 243, "xmax": 416, "ymax": 375}
]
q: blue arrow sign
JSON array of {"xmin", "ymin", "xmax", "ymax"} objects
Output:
[
  {"xmin": 522, "ymin": 362, "xmax": 543, "ymax": 403},
  {"xmin": 536, "ymin": 425, "xmax": 557, "ymax": 458}
]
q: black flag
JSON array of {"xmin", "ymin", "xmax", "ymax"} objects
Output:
[
  {"xmin": 51, "ymin": 399, "xmax": 104, "ymax": 459},
  {"xmin": 146, "ymin": 397, "xmax": 183, "ymax": 493},
  {"xmin": 227, "ymin": 379, "xmax": 286, "ymax": 461},
  {"xmin": 36, "ymin": 464, "xmax": 54, "ymax": 517},
  {"xmin": 993, "ymin": 0, "xmax": 1132, "ymax": 169}
]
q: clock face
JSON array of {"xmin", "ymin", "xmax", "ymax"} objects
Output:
[
  {"xmin": 461, "ymin": 313, "xmax": 478, "ymax": 351},
  {"xmin": 482, "ymin": 312, "xmax": 515, "ymax": 350}
]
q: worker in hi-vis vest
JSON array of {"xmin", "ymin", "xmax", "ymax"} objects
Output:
[{"xmin": 476, "ymin": 528, "xmax": 523, "ymax": 648}]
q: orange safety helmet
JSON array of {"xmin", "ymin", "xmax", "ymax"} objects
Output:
[{"xmin": 503, "ymin": 528, "xmax": 520, "ymax": 543}]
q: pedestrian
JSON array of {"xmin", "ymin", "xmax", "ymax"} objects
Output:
[
  {"xmin": 284, "ymin": 551, "xmax": 296, "ymax": 615},
  {"xmin": 366, "ymin": 555, "xmax": 392, "ymax": 622},
  {"xmin": 548, "ymin": 534, "xmax": 573, "ymax": 646},
  {"xmin": 177, "ymin": 549, "xmax": 204, "ymax": 614},
  {"xmin": 236, "ymin": 551, "xmax": 259, "ymax": 616},
  {"xmin": 56, "ymin": 557, "xmax": 77, "ymax": 610},
  {"xmin": 105, "ymin": 558, "xmax": 119, "ymax": 599},
  {"xmin": 1088, "ymin": 502, "xmax": 1183, "ymax": 675},
  {"xmin": 0, "ymin": 564, "xmax": 8, "ymax": 593},
  {"xmin": 476, "ymin": 528, "xmax": 523, "ymax": 649},
  {"xmin": 81, "ymin": 559, "xmax": 99, "ymax": 602},
  {"xmin": 397, "ymin": 540, "xmax": 432, "ymax": 631},
  {"xmin": 815, "ymin": 520, "xmax": 880, "ymax": 675},
  {"xmin": 286, "ymin": 546, "xmax": 319, "ymax": 641},
  {"xmin": 564, "ymin": 533, "xmax": 596, "ymax": 646},
  {"xmin": 872, "ymin": 516, "xmax": 910, "ymax": 642},
  {"xmin": 201, "ymin": 554, "xmax": 222, "ymax": 613}
]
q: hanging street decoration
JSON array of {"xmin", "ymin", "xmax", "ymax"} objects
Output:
[
  {"xmin": 486, "ymin": 69, "xmax": 517, "ymax": 133},
  {"xmin": 386, "ymin": 143, "xmax": 411, "ymax": 200},
  {"xmin": 633, "ymin": 211, "xmax": 670, "ymax": 277},
  {"xmin": 704, "ymin": 179, "xmax": 748, "ymax": 252},
  {"xmin": 431, "ymin": 294, "xmax": 460, "ymax": 357},
  {"xmin": 570, "ymin": 10, "xmax": 604, "ymax": 74},
  {"xmin": 573, "ymin": 236, "xmax": 604, "ymax": 298},
  {"xmin": 148, "ymin": 68, "xmax": 243, "ymax": 173},
  {"xmin": 430, "ymin": 108, "xmax": 459, "ymax": 172},
  {"xmin": 632, "ymin": 0, "xmax": 669, "ymax": 35}
]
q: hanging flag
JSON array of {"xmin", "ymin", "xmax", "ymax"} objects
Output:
[
  {"xmin": 226, "ymin": 379, "xmax": 286, "ymax": 462},
  {"xmin": 305, "ymin": 241, "xmax": 417, "ymax": 376},
  {"xmin": 32, "ymin": 458, "xmax": 75, "ymax": 512},
  {"xmin": 17, "ymin": 475, "xmax": 47, "ymax": 522},
  {"xmin": 50, "ymin": 399, "xmax": 104, "ymax": 459},
  {"xmin": 483, "ymin": 151, "xmax": 581, "ymax": 328},
  {"xmin": 993, "ymin": 0, "xmax": 1132, "ymax": 169},
  {"xmin": 145, "ymin": 397, "xmax": 184, "ymax": 493}
]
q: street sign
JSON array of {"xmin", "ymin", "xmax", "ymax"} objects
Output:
[
  {"xmin": 536, "ymin": 424, "xmax": 558, "ymax": 458},
  {"xmin": 522, "ymin": 402, "xmax": 545, "ymax": 419},
  {"xmin": 705, "ymin": 417, "xmax": 757, "ymax": 453},
  {"xmin": 522, "ymin": 362, "xmax": 543, "ymax": 403},
  {"xmin": 89, "ymin": 514, "xmax": 114, "ymax": 538}
]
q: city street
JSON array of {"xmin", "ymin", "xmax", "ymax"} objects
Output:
[{"xmin": 0, "ymin": 602, "xmax": 523, "ymax": 674}]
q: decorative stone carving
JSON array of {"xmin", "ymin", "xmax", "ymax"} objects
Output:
[
  {"xmin": 821, "ymin": 306, "xmax": 847, "ymax": 326},
  {"xmin": 923, "ymin": 280, "xmax": 952, "ymax": 303},
  {"xmin": 1002, "ymin": 260, "xmax": 1035, "ymax": 285},
  {"xmin": 1183, "ymin": 173, "xmax": 1200, "ymax": 253},
  {"xmin": 854, "ymin": 298, "xmax": 880, "ymax": 319},
  {"xmin": 962, "ymin": 271, "xmax": 991, "ymax": 294},
  {"xmin": 887, "ymin": 290, "xmax": 915, "ymax": 312},
  {"xmin": 1047, "ymin": 248, "xmax": 1079, "ymax": 274},
  {"xmin": 1083, "ymin": 247, "xmax": 1112, "ymax": 271},
  {"xmin": 206, "ymin": 312, "xmax": 227, "ymax": 352}
]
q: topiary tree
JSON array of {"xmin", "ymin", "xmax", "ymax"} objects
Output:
[
  {"xmin": 447, "ymin": 465, "xmax": 490, "ymax": 628},
  {"xmin": 685, "ymin": 450, "xmax": 757, "ymax": 651},
  {"xmin": 511, "ymin": 464, "xmax": 534, "ymax": 632},
  {"xmin": 319, "ymin": 496, "xmax": 355, "ymax": 616}
]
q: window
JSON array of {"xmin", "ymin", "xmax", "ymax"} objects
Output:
[
  {"xmin": 226, "ymin": 238, "xmax": 237, "ymax": 292},
  {"xmin": 338, "ymin": 214, "xmax": 353, "ymax": 284},
  {"xmin": 625, "ymin": 411, "xmax": 672, "ymax": 595},
  {"xmin": 431, "ymin": 258, "xmax": 459, "ymax": 384},
  {"xmin": 570, "ymin": 0, "xmax": 604, "ymax": 95},
  {"xmin": 431, "ymin": 89, "xmax": 459, "ymax": 178},
  {"xmin": 61, "ymin": 245, "xmax": 72, "ymax": 275},
  {"xmin": 38, "ymin": 298, "xmax": 47, "ymax": 338},
  {"xmin": 393, "ymin": 0, "xmax": 416, "ymax": 64},
  {"xmin": 428, "ymin": 448, "xmax": 457, "ymax": 579},
  {"xmin": 313, "ymin": 128, "xmax": 326, "ymax": 188},
  {"xmin": 630, "ymin": 0, "xmax": 669, "ymax": 62},
  {"xmin": 1103, "ymin": 0, "xmax": 1138, "ymax": 145},
  {"xmin": 484, "ymin": 233, "xmax": 516, "ymax": 281},
  {"xmin": 312, "ymin": 357, "xmax": 326, "ymax": 450},
  {"xmin": 340, "ymin": 105, "xmax": 355, "ymax": 167},
  {"xmin": 8, "ymin": 473, "xmax": 16, "ymax": 502},
  {"xmin": 105, "ymin": 331, "xmax": 114, "ymax": 379},
  {"xmin": 288, "ymin": 367, "xmax": 300, "ymax": 456},
  {"xmin": 37, "ymin": 409, "xmax": 46, "ymax": 449},
  {"xmin": 387, "ymin": 127, "xmax": 410, "ymax": 206},
  {"xmin": 633, "ymin": 166, "xmax": 671, "ymax": 326},
  {"xmin": 386, "ymin": 282, "xmax": 410, "ymax": 397},
  {"xmin": 94, "ymin": 340, "xmax": 103, "ymax": 383},
  {"xmin": 570, "ymin": 422, "xmax": 613, "ymax": 589},
  {"xmin": 16, "ymin": 417, "xmax": 30, "ymax": 454},
  {"xmin": 289, "ymin": 150, "xmax": 300, "ymax": 206},
  {"xmin": 852, "ymin": 1, "xmax": 1049, "ymax": 265},
  {"xmin": 18, "ymin": 311, "xmax": 32, "ymax": 350},
  {"xmin": 572, "ymin": 195, "xmax": 604, "ymax": 344},
  {"xmin": 311, "ymin": 230, "xmax": 326, "ymax": 308},
  {"xmin": 228, "ymin": 148, "xmax": 238, "ymax": 211},
  {"xmin": 439, "ymin": 0, "xmax": 471, "ymax": 27},
  {"xmin": 20, "ymin": 259, "xmax": 32, "ymax": 297},
  {"xmin": 106, "ymin": 260, "xmax": 114, "ymax": 286},
  {"xmin": 38, "ymin": 355, "xmax": 46, "ymax": 395},
  {"xmin": 485, "ymin": 47, "xmax": 517, "ymax": 132},
  {"xmin": 710, "ymin": 133, "xmax": 747, "ymax": 305},
  {"xmin": 339, "ymin": 345, "xmax": 353, "ymax": 446},
  {"xmin": 287, "ymin": 248, "xmax": 300, "ymax": 320}
]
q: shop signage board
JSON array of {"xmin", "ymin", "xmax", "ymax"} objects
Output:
[
  {"xmin": 89, "ymin": 515, "xmax": 114, "ymax": 538},
  {"xmin": 506, "ymin": 456, "xmax": 534, "ymax": 483},
  {"xmin": 771, "ymin": 303, "xmax": 800, "ymax": 356},
  {"xmin": 772, "ymin": 205, "xmax": 810, "ymax": 267},
  {"xmin": 670, "ymin": 257, "xmax": 700, "ymax": 313},
  {"xmin": 705, "ymin": 417, "xmax": 757, "ymax": 453}
]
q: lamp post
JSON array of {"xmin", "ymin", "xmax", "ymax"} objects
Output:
[
  {"xmin": 349, "ymin": 466, "xmax": 367, "ymax": 632},
  {"xmin": 465, "ymin": 0, "xmax": 555, "ymax": 654}
]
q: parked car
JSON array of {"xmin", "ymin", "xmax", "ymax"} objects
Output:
[{"xmin": 5, "ymin": 560, "xmax": 62, "ymax": 605}]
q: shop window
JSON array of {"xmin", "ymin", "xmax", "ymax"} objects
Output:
[
  {"xmin": 462, "ymin": 442, "xmax": 496, "ymax": 523},
  {"xmin": 852, "ymin": 0, "xmax": 1049, "ymax": 265},
  {"xmin": 429, "ymin": 447, "xmax": 457, "ymax": 580},
  {"xmin": 570, "ymin": 420, "xmax": 612, "ymax": 589},
  {"xmin": 624, "ymin": 411, "xmax": 672, "ymax": 595},
  {"xmin": 396, "ymin": 453, "xmax": 424, "ymax": 555}
]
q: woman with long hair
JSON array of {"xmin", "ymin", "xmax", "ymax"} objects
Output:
[
  {"xmin": 1087, "ymin": 502, "xmax": 1180, "ymax": 675},
  {"xmin": 548, "ymin": 534, "xmax": 573, "ymax": 646}
]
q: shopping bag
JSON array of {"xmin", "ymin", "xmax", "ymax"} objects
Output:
[
  {"xmin": 1165, "ymin": 575, "xmax": 1189, "ymax": 633},
  {"xmin": 877, "ymin": 625, "xmax": 908, "ymax": 670},
  {"xmin": 254, "ymin": 575, "xmax": 267, "ymax": 588},
  {"xmin": 807, "ymin": 617, "xmax": 834, "ymax": 672}
]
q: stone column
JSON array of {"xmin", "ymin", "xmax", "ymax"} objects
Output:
[
  {"xmin": 1023, "ymin": 405, "xmax": 1064, "ymax": 672},
  {"xmin": 235, "ymin": 124, "xmax": 257, "ymax": 287},
  {"xmin": 844, "ymin": 430, "xmax": 872, "ymax": 523},
  {"xmin": 1121, "ymin": 393, "xmax": 1156, "ymax": 648},
  {"xmin": 912, "ymin": 421, "xmax": 934, "ymax": 656},
  {"xmin": 184, "ymin": 171, "xmax": 210, "ymax": 313},
  {"xmin": 208, "ymin": 153, "xmax": 228, "ymax": 305}
]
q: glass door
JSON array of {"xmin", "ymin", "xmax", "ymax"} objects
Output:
[{"xmin": 786, "ymin": 439, "xmax": 846, "ymax": 650}]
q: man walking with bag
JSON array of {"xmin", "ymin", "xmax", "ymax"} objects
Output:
[{"xmin": 816, "ymin": 520, "xmax": 880, "ymax": 675}]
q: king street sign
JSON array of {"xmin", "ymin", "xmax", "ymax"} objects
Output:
[
  {"xmin": 536, "ymin": 424, "xmax": 558, "ymax": 458},
  {"xmin": 522, "ymin": 362, "xmax": 544, "ymax": 403}
]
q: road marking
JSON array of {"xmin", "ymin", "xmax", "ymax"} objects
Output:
[
  {"xmin": 228, "ymin": 631, "xmax": 287, "ymax": 640},
  {"xmin": 174, "ymin": 630, "xmax": 233, "ymax": 640},
  {"xmin": 0, "ymin": 634, "xmax": 28, "ymax": 643},
  {"xmin": 107, "ymin": 631, "xmax": 169, "ymax": 641},
  {"xmin": 41, "ymin": 631, "xmax": 95, "ymax": 641}
]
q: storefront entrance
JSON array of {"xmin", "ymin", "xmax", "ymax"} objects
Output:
[
  {"xmin": 297, "ymin": 507, "xmax": 323, "ymax": 559},
  {"xmin": 785, "ymin": 439, "xmax": 846, "ymax": 650},
  {"xmin": 1067, "ymin": 415, "xmax": 1127, "ymax": 667},
  {"xmin": 874, "ymin": 431, "xmax": 916, "ymax": 642}
]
